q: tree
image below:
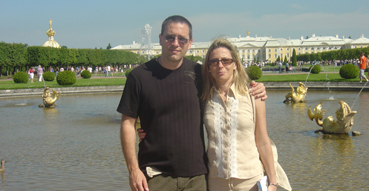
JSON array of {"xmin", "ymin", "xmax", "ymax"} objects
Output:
[
  {"xmin": 9, "ymin": 43, "xmax": 27, "ymax": 73},
  {"xmin": 276, "ymin": 55, "xmax": 281, "ymax": 62},
  {"xmin": 291, "ymin": 49, "xmax": 297, "ymax": 66},
  {"xmin": 284, "ymin": 55, "xmax": 288, "ymax": 64},
  {"xmin": 0, "ymin": 42, "xmax": 11, "ymax": 76},
  {"xmin": 106, "ymin": 43, "xmax": 112, "ymax": 50}
]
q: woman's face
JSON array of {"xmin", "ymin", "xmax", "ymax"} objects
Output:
[{"xmin": 208, "ymin": 47, "xmax": 237, "ymax": 85}]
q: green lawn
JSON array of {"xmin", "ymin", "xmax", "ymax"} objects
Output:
[
  {"xmin": 0, "ymin": 78, "xmax": 127, "ymax": 90},
  {"xmin": 0, "ymin": 65, "xmax": 364, "ymax": 90},
  {"xmin": 258, "ymin": 73, "xmax": 358, "ymax": 82},
  {"xmin": 262, "ymin": 64, "xmax": 342, "ymax": 73}
]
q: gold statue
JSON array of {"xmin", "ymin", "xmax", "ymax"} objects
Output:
[
  {"xmin": 308, "ymin": 101, "xmax": 357, "ymax": 134},
  {"xmin": 284, "ymin": 82, "xmax": 308, "ymax": 103},
  {"xmin": 42, "ymin": 87, "xmax": 61, "ymax": 107}
]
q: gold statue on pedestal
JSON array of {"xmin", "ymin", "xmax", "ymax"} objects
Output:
[
  {"xmin": 284, "ymin": 82, "xmax": 308, "ymax": 103},
  {"xmin": 307, "ymin": 101, "xmax": 357, "ymax": 134},
  {"xmin": 41, "ymin": 87, "xmax": 61, "ymax": 107}
]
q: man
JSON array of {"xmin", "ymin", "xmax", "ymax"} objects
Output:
[
  {"xmin": 117, "ymin": 15, "xmax": 267, "ymax": 191},
  {"xmin": 359, "ymin": 52, "xmax": 368, "ymax": 82}
]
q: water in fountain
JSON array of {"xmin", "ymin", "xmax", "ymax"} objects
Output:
[
  {"xmin": 304, "ymin": 63, "xmax": 335, "ymax": 100},
  {"xmin": 351, "ymin": 81, "xmax": 369, "ymax": 109},
  {"xmin": 140, "ymin": 24, "xmax": 153, "ymax": 60}
]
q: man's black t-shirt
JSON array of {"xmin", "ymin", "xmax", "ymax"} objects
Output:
[{"xmin": 117, "ymin": 58, "xmax": 207, "ymax": 177}]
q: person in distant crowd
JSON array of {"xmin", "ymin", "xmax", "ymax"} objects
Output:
[
  {"xmin": 111, "ymin": 67, "xmax": 114, "ymax": 77},
  {"xmin": 55, "ymin": 67, "xmax": 59, "ymax": 79},
  {"xmin": 28, "ymin": 67, "xmax": 35, "ymax": 83},
  {"xmin": 278, "ymin": 61, "xmax": 282, "ymax": 73},
  {"xmin": 117, "ymin": 15, "xmax": 267, "ymax": 191},
  {"xmin": 366, "ymin": 54, "xmax": 369, "ymax": 78},
  {"xmin": 107, "ymin": 65, "xmax": 111, "ymax": 77},
  {"xmin": 37, "ymin": 65, "xmax": 44, "ymax": 82},
  {"xmin": 359, "ymin": 52, "xmax": 368, "ymax": 82},
  {"xmin": 285, "ymin": 62, "xmax": 289, "ymax": 73},
  {"xmin": 60, "ymin": 67, "xmax": 64, "ymax": 72}
]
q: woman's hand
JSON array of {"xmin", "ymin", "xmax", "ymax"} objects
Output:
[{"xmin": 137, "ymin": 128, "xmax": 146, "ymax": 141}]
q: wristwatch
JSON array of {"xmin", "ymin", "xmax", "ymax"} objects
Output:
[{"xmin": 269, "ymin": 183, "xmax": 278, "ymax": 187}]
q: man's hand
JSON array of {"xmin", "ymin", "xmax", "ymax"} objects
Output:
[
  {"xmin": 129, "ymin": 168, "xmax": 149, "ymax": 191},
  {"xmin": 249, "ymin": 80, "xmax": 268, "ymax": 101}
]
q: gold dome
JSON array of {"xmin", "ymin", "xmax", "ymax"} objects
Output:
[{"xmin": 43, "ymin": 19, "xmax": 61, "ymax": 48}]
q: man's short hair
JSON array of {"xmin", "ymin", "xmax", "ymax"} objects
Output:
[{"xmin": 161, "ymin": 15, "xmax": 192, "ymax": 39}]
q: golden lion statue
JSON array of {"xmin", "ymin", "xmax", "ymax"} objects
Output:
[
  {"xmin": 42, "ymin": 87, "xmax": 61, "ymax": 107},
  {"xmin": 284, "ymin": 82, "xmax": 308, "ymax": 103},
  {"xmin": 307, "ymin": 101, "xmax": 357, "ymax": 134}
]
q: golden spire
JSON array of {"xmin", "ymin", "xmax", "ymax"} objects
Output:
[
  {"xmin": 43, "ymin": 19, "xmax": 61, "ymax": 48},
  {"xmin": 46, "ymin": 18, "xmax": 56, "ymax": 37}
]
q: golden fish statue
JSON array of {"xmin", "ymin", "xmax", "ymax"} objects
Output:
[
  {"xmin": 42, "ymin": 87, "xmax": 61, "ymax": 107},
  {"xmin": 307, "ymin": 101, "xmax": 357, "ymax": 134},
  {"xmin": 284, "ymin": 82, "xmax": 307, "ymax": 103}
]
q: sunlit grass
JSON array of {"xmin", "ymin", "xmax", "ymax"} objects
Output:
[
  {"xmin": 0, "ymin": 65, "xmax": 363, "ymax": 90},
  {"xmin": 258, "ymin": 73, "xmax": 359, "ymax": 82},
  {"xmin": 0, "ymin": 78, "xmax": 126, "ymax": 90}
]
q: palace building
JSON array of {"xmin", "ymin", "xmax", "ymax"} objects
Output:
[{"xmin": 112, "ymin": 31, "xmax": 369, "ymax": 63}]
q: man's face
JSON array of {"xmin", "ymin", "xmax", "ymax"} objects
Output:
[{"xmin": 159, "ymin": 22, "xmax": 193, "ymax": 63}]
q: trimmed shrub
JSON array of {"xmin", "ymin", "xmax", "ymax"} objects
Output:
[
  {"xmin": 56, "ymin": 71, "xmax": 77, "ymax": 85},
  {"xmin": 309, "ymin": 65, "xmax": 321, "ymax": 74},
  {"xmin": 13, "ymin": 71, "xmax": 28, "ymax": 83},
  {"xmin": 246, "ymin": 65, "xmax": 262, "ymax": 80},
  {"xmin": 339, "ymin": 64, "xmax": 359, "ymax": 79},
  {"xmin": 81, "ymin": 70, "xmax": 91, "ymax": 79},
  {"xmin": 43, "ymin": 71, "xmax": 55, "ymax": 81},
  {"xmin": 125, "ymin": 68, "xmax": 133, "ymax": 77}
]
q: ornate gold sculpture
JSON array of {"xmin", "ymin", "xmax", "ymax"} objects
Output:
[
  {"xmin": 43, "ymin": 19, "xmax": 61, "ymax": 48},
  {"xmin": 284, "ymin": 82, "xmax": 308, "ymax": 103},
  {"xmin": 307, "ymin": 101, "xmax": 357, "ymax": 134},
  {"xmin": 42, "ymin": 87, "xmax": 61, "ymax": 107}
]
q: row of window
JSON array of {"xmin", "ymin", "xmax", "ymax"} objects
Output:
[
  {"xmin": 268, "ymin": 46, "xmax": 342, "ymax": 52},
  {"xmin": 137, "ymin": 45, "xmax": 366, "ymax": 56}
]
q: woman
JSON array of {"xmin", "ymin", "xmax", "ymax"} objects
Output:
[
  {"xmin": 28, "ymin": 67, "xmax": 35, "ymax": 83},
  {"xmin": 201, "ymin": 38, "xmax": 290, "ymax": 191},
  {"xmin": 37, "ymin": 65, "xmax": 44, "ymax": 82}
]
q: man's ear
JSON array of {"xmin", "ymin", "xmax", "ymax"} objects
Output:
[{"xmin": 159, "ymin": 34, "xmax": 163, "ymax": 46}]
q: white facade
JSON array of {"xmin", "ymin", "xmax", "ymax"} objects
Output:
[{"xmin": 112, "ymin": 33, "xmax": 369, "ymax": 62}]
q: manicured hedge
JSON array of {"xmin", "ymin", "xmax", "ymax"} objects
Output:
[
  {"xmin": 43, "ymin": 71, "xmax": 55, "ymax": 81},
  {"xmin": 309, "ymin": 65, "xmax": 321, "ymax": 74},
  {"xmin": 339, "ymin": 64, "xmax": 359, "ymax": 79},
  {"xmin": 56, "ymin": 71, "xmax": 76, "ymax": 85},
  {"xmin": 246, "ymin": 65, "xmax": 262, "ymax": 80},
  {"xmin": 81, "ymin": 70, "xmax": 91, "ymax": 79},
  {"xmin": 125, "ymin": 68, "xmax": 133, "ymax": 77},
  {"xmin": 13, "ymin": 71, "xmax": 28, "ymax": 83}
]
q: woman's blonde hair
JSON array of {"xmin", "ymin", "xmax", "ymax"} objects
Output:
[{"xmin": 201, "ymin": 38, "xmax": 250, "ymax": 102}]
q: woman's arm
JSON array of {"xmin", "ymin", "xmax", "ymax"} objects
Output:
[{"xmin": 254, "ymin": 99, "xmax": 277, "ymax": 191}]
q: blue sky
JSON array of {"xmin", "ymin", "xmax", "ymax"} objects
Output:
[{"xmin": 1, "ymin": 0, "xmax": 368, "ymax": 49}]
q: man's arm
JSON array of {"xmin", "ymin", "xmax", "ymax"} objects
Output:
[
  {"xmin": 249, "ymin": 80, "xmax": 268, "ymax": 101},
  {"xmin": 121, "ymin": 114, "xmax": 149, "ymax": 191}
]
